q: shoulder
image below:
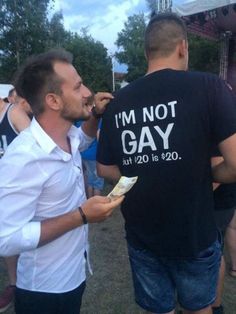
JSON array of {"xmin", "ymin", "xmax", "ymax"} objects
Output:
[
  {"xmin": 0, "ymin": 130, "xmax": 49, "ymax": 180},
  {"xmin": 8, "ymin": 105, "xmax": 31, "ymax": 132},
  {"xmin": 186, "ymin": 71, "xmax": 221, "ymax": 85}
]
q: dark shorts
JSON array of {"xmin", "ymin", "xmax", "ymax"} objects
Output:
[
  {"xmin": 15, "ymin": 281, "xmax": 86, "ymax": 314},
  {"xmin": 127, "ymin": 239, "xmax": 221, "ymax": 313}
]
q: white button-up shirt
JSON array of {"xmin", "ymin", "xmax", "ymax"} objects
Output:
[{"xmin": 0, "ymin": 118, "xmax": 93, "ymax": 292}]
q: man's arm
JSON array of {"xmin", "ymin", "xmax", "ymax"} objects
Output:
[
  {"xmin": 0, "ymin": 153, "xmax": 124, "ymax": 256},
  {"xmin": 0, "ymin": 194, "xmax": 124, "ymax": 256},
  {"xmin": 212, "ymin": 133, "xmax": 236, "ymax": 183},
  {"xmin": 211, "ymin": 156, "xmax": 223, "ymax": 190},
  {"xmin": 82, "ymin": 92, "xmax": 113, "ymax": 138},
  {"xmin": 39, "ymin": 195, "xmax": 124, "ymax": 247},
  {"xmin": 97, "ymin": 163, "xmax": 121, "ymax": 184},
  {"xmin": 10, "ymin": 106, "xmax": 31, "ymax": 132}
]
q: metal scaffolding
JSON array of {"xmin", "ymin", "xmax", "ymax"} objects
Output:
[
  {"xmin": 219, "ymin": 31, "xmax": 232, "ymax": 80},
  {"xmin": 156, "ymin": 0, "xmax": 172, "ymax": 12}
]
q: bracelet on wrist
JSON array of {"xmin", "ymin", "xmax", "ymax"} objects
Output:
[
  {"xmin": 78, "ymin": 206, "xmax": 88, "ymax": 224},
  {"xmin": 91, "ymin": 105, "xmax": 103, "ymax": 119}
]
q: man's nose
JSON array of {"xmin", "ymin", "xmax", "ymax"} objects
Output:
[{"xmin": 82, "ymin": 85, "xmax": 91, "ymax": 98}]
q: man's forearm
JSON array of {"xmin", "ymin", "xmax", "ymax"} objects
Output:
[
  {"xmin": 212, "ymin": 161, "xmax": 236, "ymax": 184},
  {"xmin": 39, "ymin": 209, "xmax": 83, "ymax": 247},
  {"xmin": 97, "ymin": 163, "xmax": 121, "ymax": 184}
]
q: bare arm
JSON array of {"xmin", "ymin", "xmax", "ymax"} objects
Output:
[
  {"xmin": 39, "ymin": 195, "xmax": 124, "ymax": 247},
  {"xmin": 82, "ymin": 92, "xmax": 113, "ymax": 138},
  {"xmin": 10, "ymin": 106, "xmax": 31, "ymax": 132},
  {"xmin": 212, "ymin": 133, "xmax": 236, "ymax": 183},
  {"xmin": 211, "ymin": 156, "xmax": 223, "ymax": 190},
  {"xmin": 97, "ymin": 163, "xmax": 122, "ymax": 184}
]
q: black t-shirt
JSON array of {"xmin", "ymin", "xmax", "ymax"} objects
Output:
[{"xmin": 97, "ymin": 69, "xmax": 236, "ymax": 257}]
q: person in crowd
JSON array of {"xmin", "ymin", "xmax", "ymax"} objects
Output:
[
  {"xmin": 7, "ymin": 88, "xmax": 17, "ymax": 105},
  {"xmin": 0, "ymin": 93, "xmax": 32, "ymax": 312},
  {"xmin": 97, "ymin": 13, "xmax": 236, "ymax": 314},
  {"xmin": 225, "ymin": 210, "xmax": 236, "ymax": 277},
  {"xmin": 75, "ymin": 93, "xmax": 104, "ymax": 198},
  {"xmin": 210, "ymin": 154, "xmax": 236, "ymax": 314},
  {"xmin": 81, "ymin": 125, "xmax": 104, "ymax": 198},
  {"xmin": 0, "ymin": 49, "xmax": 124, "ymax": 314}
]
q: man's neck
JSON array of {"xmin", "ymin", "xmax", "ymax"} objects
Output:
[
  {"xmin": 37, "ymin": 114, "xmax": 72, "ymax": 153},
  {"xmin": 146, "ymin": 57, "xmax": 186, "ymax": 75}
]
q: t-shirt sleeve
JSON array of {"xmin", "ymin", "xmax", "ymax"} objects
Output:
[
  {"xmin": 209, "ymin": 76, "xmax": 236, "ymax": 144},
  {"xmin": 77, "ymin": 125, "xmax": 94, "ymax": 152},
  {"xmin": 97, "ymin": 112, "xmax": 117, "ymax": 165}
]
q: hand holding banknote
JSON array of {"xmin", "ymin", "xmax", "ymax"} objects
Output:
[{"xmin": 107, "ymin": 176, "xmax": 138, "ymax": 201}]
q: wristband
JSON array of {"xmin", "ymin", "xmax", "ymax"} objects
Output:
[
  {"xmin": 78, "ymin": 206, "xmax": 88, "ymax": 224},
  {"xmin": 91, "ymin": 105, "xmax": 103, "ymax": 119}
]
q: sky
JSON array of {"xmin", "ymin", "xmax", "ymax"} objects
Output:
[{"xmin": 50, "ymin": 0, "xmax": 149, "ymax": 71}]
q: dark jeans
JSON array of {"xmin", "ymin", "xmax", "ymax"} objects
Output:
[
  {"xmin": 15, "ymin": 281, "xmax": 86, "ymax": 314},
  {"xmin": 128, "ymin": 239, "xmax": 221, "ymax": 313}
]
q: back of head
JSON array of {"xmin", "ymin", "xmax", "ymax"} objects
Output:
[
  {"xmin": 14, "ymin": 49, "xmax": 73, "ymax": 116},
  {"xmin": 8, "ymin": 88, "xmax": 16, "ymax": 104},
  {"xmin": 15, "ymin": 94, "xmax": 32, "ymax": 115},
  {"xmin": 145, "ymin": 12, "xmax": 187, "ymax": 61}
]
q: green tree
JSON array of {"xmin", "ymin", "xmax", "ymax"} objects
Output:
[
  {"xmin": 146, "ymin": 0, "xmax": 157, "ymax": 13},
  {"xmin": 0, "ymin": 0, "xmax": 50, "ymax": 82},
  {"xmin": 188, "ymin": 34, "xmax": 220, "ymax": 74},
  {"xmin": 115, "ymin": 13, "xmax": 147, "ymax": 83},
  {"xmin": 65, "ymin": 33, "xmax": 112, "ymax": 92},
  {"xmin": 0, "ymin": 1, "xmax": 112, "ymax": 91},
  {"xmin": 47, "ymin": 11, "xmax": 66, "ymax": 48}
]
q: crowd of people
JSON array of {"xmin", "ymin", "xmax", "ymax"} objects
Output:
[{"xmin": 0, "ymin": 12, "xmax": 236, "ymax": 314}]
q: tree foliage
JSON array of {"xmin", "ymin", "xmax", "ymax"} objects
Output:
[
  {"xmin": 115, "ymin": 14, "xmax": 147, "ymax": 82},
  {"xmin": 65, "ymin": 33, "xmax": 112, "ymax": 92},
  {"xmin": 0, "ymin": 0, "xmax": 112, "ymax": 91},
  {"xmin": 188, "ymin": 34, "xmax": 220, "ymax": 74},
  {"xmin": 0, "ymin": 0, "xmax": 50, "ymax": 82},
  {"xmin": 146, "ymin": 0, "xmax": 158, "ymax": 14}
]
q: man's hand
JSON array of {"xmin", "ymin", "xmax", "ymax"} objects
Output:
[
  {"xmin": 94, "ymin": 92, "xmax": 114, "ymax": 115},
  {"xmin": 80, "ymin": 195, "xmax": 124, "ymax": 223},
  {"xmin": 38, "ymin": 195, "xmax": 124, "ymax": 248}
]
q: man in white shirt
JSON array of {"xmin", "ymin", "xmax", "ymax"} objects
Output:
[{"xmin": 0, "ymin": 49, "xmax": 124, "ymax": 314}]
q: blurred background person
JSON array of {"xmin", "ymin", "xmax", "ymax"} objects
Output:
[{"xmin": 0, "ymin": 93, "xmax": 32, "ymax": 313}]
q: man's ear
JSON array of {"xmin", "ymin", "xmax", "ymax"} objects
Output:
[
  {"xmin": 178, "ymin": 39, "xmax": 188, "ymax": 58},
  {"xmin": 45, "ymin": 93, "xmax": 62, "ymax": 111}
]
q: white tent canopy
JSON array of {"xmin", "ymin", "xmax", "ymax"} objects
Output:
[
  {"xmin": 0, "ymin": 84, "xmax": 14, "ymax": 98},
  {"xmin": 172, "ymin": 0, "xmax": 236, "ymax": 16}
]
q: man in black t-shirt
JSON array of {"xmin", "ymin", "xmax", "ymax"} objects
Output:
[
  {"xmin": 97, "ymin": 13, "xmax": 236, "ymax": 314},
  {"xmin": 211, "ymin": 154, "xmax": 236, "ymax": 314}
]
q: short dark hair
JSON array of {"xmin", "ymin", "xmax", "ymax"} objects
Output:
[
  {"xmin": 8, "ymin": 88, "xmax": 15, "ymax": 97},
  {"xmin": 145, "ymin": 12, "xmax": 187, "ymax": 60},
  {"xmin": 14, "ymin": 49, "xmax": 73, "ymax": 116}
]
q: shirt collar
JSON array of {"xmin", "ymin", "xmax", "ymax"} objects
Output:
[
  {"xmin": 68, "ymin": 124, "xmax": 81, "ymax": 139},
  {"xmin": 30, "ymin": 117, "xmax": 58, "ymax": 154},
  {"xmin": 30, "ymin": 118, "xmax": 82, "ymax": 161}
]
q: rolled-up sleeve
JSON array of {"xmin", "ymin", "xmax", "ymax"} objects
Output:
[
  {"xmin": 0, "ymin": 222, "xmax": 41, "ymax": 256},
  {"xmin": 0, "ymin": 151, "xmax": 47, "ymax": 256}
]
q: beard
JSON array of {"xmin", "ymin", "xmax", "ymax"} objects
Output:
[{"xmin": 60, "ymin": 100, "xmax": 91, "ymax": 123}]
